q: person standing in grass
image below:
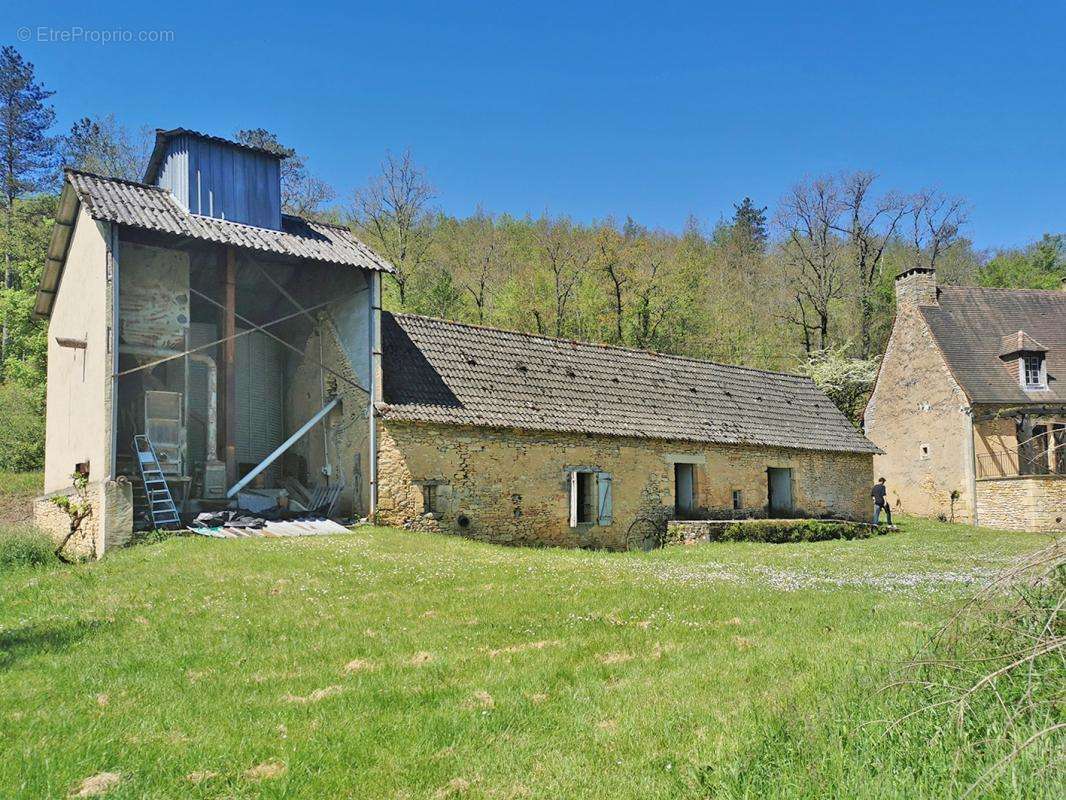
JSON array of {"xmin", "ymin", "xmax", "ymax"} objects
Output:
[{"xmin": 872, "ymin": 477, "xmax": 892, "ymax": 525}]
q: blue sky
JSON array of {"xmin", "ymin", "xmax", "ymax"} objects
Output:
[{"xmin": 5, "ymin": 1, "xmax": 1066, "ymax": 250}]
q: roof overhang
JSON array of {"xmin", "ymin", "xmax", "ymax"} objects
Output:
[{"xmin": 34, "ymin": 179, "xmax": 83, "ymax": 320}]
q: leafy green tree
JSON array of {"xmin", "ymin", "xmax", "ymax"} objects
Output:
[
  {"xmin": 0, "ymin": 381, "xmax": 44, "ymax": 471},
  {"xmin": 977, "ymin": 234, "xmax": 1066, "ymax": 290},
  {"xmin": 0, "ymin": 46, "xmax": 57, "ymax": 376},
  {"xmin": 63, "ymin": 114, "xmax": 148, "ymax": 180}
]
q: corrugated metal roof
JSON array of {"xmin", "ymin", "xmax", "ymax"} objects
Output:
[
  {"xmin": 69, "ymin": 169, "xmax": 391, "ymax": 269},
  {"xmin": 379, "ymin": 313, "xmax": 880, "ymax": 454},
  {"xmin": 34, "ymin": 170, "xmax": 393, "ymax": 318},
  {"xmin": 921, "ymin": 286, "xmax": 1066, "ymax": 404}
]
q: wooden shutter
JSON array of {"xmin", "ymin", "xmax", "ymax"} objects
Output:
[
  {"xmin": 569, "ymin": 471, "xmax": 579, "ymax": 527},
  {"xmin": 597, "ymin": 472, "xmax": 613, "ymax": 526}
]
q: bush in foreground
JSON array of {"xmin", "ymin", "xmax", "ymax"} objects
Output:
[{"xmin": 0, "ymin": 525, "xmax": 54, "ymax": 570}]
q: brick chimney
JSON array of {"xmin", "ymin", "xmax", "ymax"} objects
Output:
[{"xmin": 895, "ymin": 266, "xmax": 938, "ymax": 309}]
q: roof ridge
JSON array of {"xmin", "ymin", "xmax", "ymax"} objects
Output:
[
  {"xmin": 64, "ymin": 167, "xmax": 170, "ymax": 192},
  {"xmin": 67, "ymin": 170, "xmax": 348, "ymax": 236},
  {"xmin": 390, "ymin": 312, "xmax": 812, "ymax": 382},
  {"xmin": 943, "ymin": 284, "xmax": 1066, "ymax": 298}
]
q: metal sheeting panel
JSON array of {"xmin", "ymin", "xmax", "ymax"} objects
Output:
[
  {"xmin": 235, "ymin": 330, "xmax": 285, "ymax": 481},
  {"xmin": 186, "ymin": 136, "xmax": 281, "ymax": 229}
]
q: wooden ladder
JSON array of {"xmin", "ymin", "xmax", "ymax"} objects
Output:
[{"xmin": 133, "ymin": 435, "xmax": 181, "ymax": 529}]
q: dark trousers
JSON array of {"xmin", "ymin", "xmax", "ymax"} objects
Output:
[{"xmin": 873, "ymin": 502, "xmax": 892, "ymax": 525}]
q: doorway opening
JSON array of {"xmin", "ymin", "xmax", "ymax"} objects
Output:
[
  {"xmin": 766, "ymin": 467, "xmax": 793, "ymax": 517},
  {"xmin": 674, "ymin": 463, "xmax": 696, "ymax": 517}
]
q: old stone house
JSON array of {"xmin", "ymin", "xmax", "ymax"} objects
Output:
[
  {"xmin": 34, "ymin": 126, "xmax": 878, "ymax": 555},
  {"xmin": 864, "ymin": 267, "xmax": 1066, "ymax": 532},
  {"xmin": 375, "ymin": 313, "xmax": 879, "ymax": 548}
]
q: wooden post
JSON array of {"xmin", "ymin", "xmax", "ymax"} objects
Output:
[{"xmin": 223, "ymin": 248, "xmax": 238, "ymax": 486}]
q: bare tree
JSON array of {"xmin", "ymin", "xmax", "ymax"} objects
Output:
[
  {"xmin": 833, "ymin": 172, "xmax": 909, "ymax": 358},
  {"xmin": 533, "ymin": 216, "xmax": 593, "ymax": 338},
  {"xmin": 908, "ymin": 190, "xmax": 968, "ymax": 270},
  {"xmin": 235, "ymin": 128, "xmax": 336, "ymax": 218},
  {"xmin": 441, "ymin": 209, "xmax": 502, "ymax": 324},
  {"xmin": 352, "ymin": 150, "xmax": 436, "ymax": 307},
  {"xmin": 777, "ymin": 177, "xmax": 847, "ymax": 353},
  {"xmin": 594, "ymin": 221, "xmax": 628, "ymax": 343},
  {"xmin": 629, "ymin": 233, "xmax": 676, "ymax": 350}
]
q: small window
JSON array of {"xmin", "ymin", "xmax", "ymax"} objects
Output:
[
  {"xmin": 920, "ymin": 443, "xmax": 930, "ymax": 459},
  {"xmin": 732, "ymin": 489, "xmax": 743, "ymax": 511},
  {"xmin": 569, "ymin": 470, "xmax": 612, "ymax": 526},
  {"xmin": 422, "ymin": 484, "xmax": 439, "ymax": 514},
  {"xmin": 1023, "ymin": 354, "xmax": 1046, "ymax": 389}
]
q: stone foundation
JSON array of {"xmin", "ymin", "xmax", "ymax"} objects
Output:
[
  {"xmin": 976, "ymin": 476, "xmax": 1066, "ymax": 532},
  {"xmin": 33, "ymin": 479, "xmax": 134, "ymax": 558}
]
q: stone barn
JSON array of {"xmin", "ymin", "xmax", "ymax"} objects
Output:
[{"xmin": 373, "ymin": 313, "xmax": 878, "ymax": 548}]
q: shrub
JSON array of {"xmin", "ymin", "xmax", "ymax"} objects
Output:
[
  {"xmin": 0, "ymin": 383, "xmax": 44, "ymax": 472},
  {"xmin": 719, "ymin": 518, "xmax": 881, "ymax": 544},
  {"xmin": 0, "ymin": 525, "xmax": 54, "ymax": 569}
]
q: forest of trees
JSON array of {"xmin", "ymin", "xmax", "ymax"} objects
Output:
[{"xmin": 2, "ymin": 45, "xmax": 1064, "ymax": 469}]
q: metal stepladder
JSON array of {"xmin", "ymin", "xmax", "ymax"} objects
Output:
[{"xmin": 133, "ymin": 435, "xmax": 181, "ymax": 529}]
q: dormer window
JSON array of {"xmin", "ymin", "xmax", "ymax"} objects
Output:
[
  {"xmin": 1023, "ymin": 354, "xmax": 1046, "ymax": 390},
  {"xmin": 999, "ymin": 331, "xmax": 1049, "ymax": 392}
]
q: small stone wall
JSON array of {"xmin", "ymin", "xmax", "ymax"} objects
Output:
[
  {"xmin": 976, "ymin": 476, "xmax": 1066, "ymax": 532},
  {"xmin": 33, "ymin": 479, "xmax": 134, "ymax": 558}
]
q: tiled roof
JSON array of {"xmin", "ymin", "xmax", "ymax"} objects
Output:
[
  {"xmin": 380, "ymin": 313, "xmax": 880, "ymax": 454},
  {"xmin": 998, "ymin": 330, "xmax": 1048, "ymax": 357},
  {"xmin": 65, "ymin": 169, "xmax": 392, "ymax": 272},
  {"xmin": 921, "ymin": 286, "xmax": 1066, "ymax": 404}
]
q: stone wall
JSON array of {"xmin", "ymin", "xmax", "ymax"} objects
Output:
[
  {"xmin": 375, "ymin": 420, "xmax": 873, "ymax": 549},
  {"xmin": 864, "ymin": 303, "xmax": 974, "ymax": 520},
  {"xmin": 33, "ymin": 479, "xmax": 134, "ymax": 558},
  {"xmin": 976, "ymin": 477, "xmax": 1066, "ymax": 532}
]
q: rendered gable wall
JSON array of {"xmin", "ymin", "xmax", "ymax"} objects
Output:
[
  {"xmin": 864, "ymin": 306, "xmax": 974, "ymax": 520},
  {"xmin": 43, "ymin": 206, "xmax": 112, "ymax": 492}
]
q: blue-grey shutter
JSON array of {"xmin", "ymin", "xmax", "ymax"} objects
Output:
[{"xmin": 597, "ymin": 472, "xmax": 613, "ymax": 525}]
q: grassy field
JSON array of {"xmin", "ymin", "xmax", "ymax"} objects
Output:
[{"xmin": 0, "ymin": 500, "xmax": 1056, "ymax": 798}]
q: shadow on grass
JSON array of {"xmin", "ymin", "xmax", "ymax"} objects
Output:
[{"xmin": 0, "ymin": 619, "xmax": 106, "ymax": 669}]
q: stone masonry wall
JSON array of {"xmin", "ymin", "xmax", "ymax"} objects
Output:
[
  {"xmin": 864, "ymin": 304, "xmax": 974, "ymax": 520},
  {"xmin": 976, "ymin": 477, "xmax": 1066, "ymax": 532},
  {"xmin": 33, "ymin": 479, "xmax": 134, "ymax": 558},
  {"xmin": 376, "ymin": 420, "xmax": 873, "ymax": 549}
]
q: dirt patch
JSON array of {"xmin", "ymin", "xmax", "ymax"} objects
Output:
[
  {"xmin": 410, "ymin": 651, "xmax": 434, "ymax": 665},
  {"xmin": 0, "ymin": 473, "xmax": 41, "ymax": 526},
  {"xmin": 184, "ymin": 771, "xmax": 218, "ymax": 784},
  {"xmin": 343, "ymin": 658, "xmax": 372, "ymax": 673},
  {"xmin": 283, "ymin": 685, "xmax": 343, "ymax": 704},
  {"xmin": 244, "ymin": 761, "xmax": 286, "ymax": 781},
  {"xmin": 487, "ymin": 640, "xmax": 559, "ymax": 657},
  {"xmin": 599, "ymin": 652, "xmax": 633, "ymax": 665},
  {"xmin": 70, "ymin": 772, "xmax": 122, "ymax": 797}
]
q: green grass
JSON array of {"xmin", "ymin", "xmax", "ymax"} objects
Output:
[{"xmin": 0, "ymin": 516, "xmax": 1054, "ymax": 799}]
